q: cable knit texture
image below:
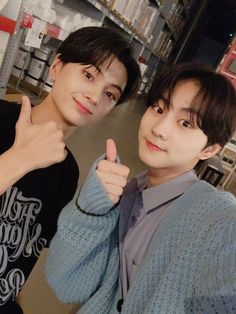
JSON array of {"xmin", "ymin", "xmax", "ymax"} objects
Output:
[{"xmin": 46, "ymin": 158, "xmax": 236, "ymax": 314}]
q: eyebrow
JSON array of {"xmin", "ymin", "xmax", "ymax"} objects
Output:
[
  {"xmin": 181, "ymin": 107, "xmax": 198, "ymax": 115},
  {"xmin": 110, "ymin": 84, "xmax": 123, "ymax": 94},
  {"xmin": 86, "ymin": 65, "xmax": 123, "ymax": 95},
  {"xmin": 181, "ymin": 107, "xmax": 202, "ymax": 124}
]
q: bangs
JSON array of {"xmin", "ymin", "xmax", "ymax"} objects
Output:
[
  {"xmin": 149, "ymin": 79, "xmax": 205, "ymax": 128},
  {"xmin": 60, "ymin": 41, "xmax": 115, "ymax": 68}
]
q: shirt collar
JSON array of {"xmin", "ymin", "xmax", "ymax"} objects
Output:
[{"xmin": 137, "ymin": 170, "xmax": 198, "ymax": 213}]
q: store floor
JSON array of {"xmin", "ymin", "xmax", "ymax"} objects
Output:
[{"xmin": 18, "ymin": 97, "xmax": 147, "ymax": 314}]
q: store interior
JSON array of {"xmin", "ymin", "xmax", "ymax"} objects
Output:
[{"xmin": 0, "ymin": 0, "xmax": 236, "ymax": 313}]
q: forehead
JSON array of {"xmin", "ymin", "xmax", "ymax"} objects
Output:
[
  {"xmin": 165, "ymin": 80, "xmax": 201, "ymax": 110},
  {"xmin": 98, "ymin": 57, "xmax": 128, "ymax": 87}
]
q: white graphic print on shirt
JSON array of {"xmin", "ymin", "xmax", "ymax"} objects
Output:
[{"xmin": 0, "ymin": 187, "xmax": 47, "ymax": 305}]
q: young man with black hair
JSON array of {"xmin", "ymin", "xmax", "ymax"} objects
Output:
[
  {"xmin": 0, "ymin": 26, "xmax": 141, "ymax": 313},
  {"xmin": 46, "ymin": 63, "xmax": 236, "ymax": 313}
]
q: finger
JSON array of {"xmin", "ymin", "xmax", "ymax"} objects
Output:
[
  {"xmin": 104, "ymin": 183, "xmax": 123, "ymax": 197},
  {"xmin": 63, "ymin": 149, "xmax": 68, "ymax": 160},
  {"xmin": 109, "ymin": 194, "xmax": 120, "ymax": 204},
  {"xmin": 18, "ymin": 96, "xmax": 32, "ymax": 125},
  {"xmin": 96, "ymin": 171, "xmax": 127, "ymax": 188},
  {"xmin": 97, "ymin": 160, "xmax": 130, "ymax": 178},
  {"xmin": 106, "ymin": 138, "xmax": 117, "ymax": 162}
]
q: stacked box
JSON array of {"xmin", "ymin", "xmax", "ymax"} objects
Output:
[
  {"xmin": 132, "ymin": 0, "xmax": 149, "ymax": 30},
  {"xmin": 138, "ymin": 6, "xmax": 159, "ymax": 38},
  {"xmin": 168, "ymin": 2, "xmax": 185, "ymax": 35},
  {"xmin": 153, "ymin": 31, "xmax": 167, "ymax": 51},
  {"xmin": 111, "ymin": 0, "xmax": 127, "ymax": 16},
  {"xmin": 156, "ymin": 0, "xmax": 166, "ymax": 7},
  {"xmin": 122, "ymin": 0, "xmax": 140, "ymax": 24},
  {"xmin": 143, "ymin": 7, "xmax": 160, "ymax": 38},
  {"xmin": 104, "ymin": 0, "xmax": 114, "ymax": 6},
  {"xmin": 162, "ymin": 38, "xmax": 173, "ymax": 59},
  {"xmin": 153, "ymin": 30, "xmax": 173, "ymax": 59}
]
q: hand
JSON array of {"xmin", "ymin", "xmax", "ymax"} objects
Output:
[
  {"xmin": 12, "ymin": 95, "xmax": 67, "ymax": 172},
  {"xmin": 96, "ymin": 139, "xmax": 130, "ymax": 204}
]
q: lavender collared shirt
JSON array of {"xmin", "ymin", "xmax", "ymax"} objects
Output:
[{"xmin": 118, "ymin": 170, "xmax": 198, "ymax": 295}]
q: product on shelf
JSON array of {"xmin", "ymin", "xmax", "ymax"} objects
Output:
[
  {"xmin": 0, "ymin": 0, "xmax": 9, "ymax": 12},
  {"xmin": 1, "ymin": 0, "xmax": 199, "ymax": 104},
  {"xmin": 39, "ymin": 65, "xmax": 53, "ymax": 92},
  {"xmin": 12, "ymin": 43, "xmax": 31, "ymax": 79},
  {"xmin": 23, "ymin": 0, "xmax": 57, "ymax": 24},
  {"xmin": 25, "ymin": 46, "xmax": 52, "ymax": 87},
  {"xmin": 111, "ymin": 0, "xmax": 127, "ymax": 16}
]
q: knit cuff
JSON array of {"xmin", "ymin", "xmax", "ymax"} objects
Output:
[{"xmin": 77, "ymin": 154, "xmax": 119, "ymax": 216}]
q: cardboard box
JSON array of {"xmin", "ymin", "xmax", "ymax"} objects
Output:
[{"xmin": 4, "ymin": 93, "xmax": 23, "ymax": 103}]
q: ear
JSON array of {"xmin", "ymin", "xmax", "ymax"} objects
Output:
[
  {"xmin": 199, "ymin": 143, "xmax": 221, "ymax": 160},
  {"xmin": 49, "ymin": 54, "xmax": 63, "ymax": 82}
]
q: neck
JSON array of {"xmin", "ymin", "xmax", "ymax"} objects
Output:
[{"xmin": 31, "ymin": 95, "xmax": 77, "ymax": 139}]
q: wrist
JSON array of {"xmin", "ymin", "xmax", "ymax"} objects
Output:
[{"xmin": 5, "ymin": 147, "xmax": 32, "ymax": 177}]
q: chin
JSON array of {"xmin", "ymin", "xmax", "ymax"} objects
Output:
[{"xmin": 138, "ymin": 152, "xmax": 155, "ymax": 168}]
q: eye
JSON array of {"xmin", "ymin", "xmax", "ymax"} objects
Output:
[
  {"xmin": 106, "ymin": 91, "xmax": 116, "ymax": 101},
  {"xmin": 151, "ymin": 105, "xmax": 164, "ymax": 114},
  {"xmin": 83, "ymin": 70, "xmax": 93, "ymax": 81},
  {"xmin": 180, "ymin": 120, "xmax": 193, "ymax": 128}
]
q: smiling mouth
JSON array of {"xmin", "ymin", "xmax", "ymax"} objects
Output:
[
  {"xmin": 146, "ymin": 140, "xmax": 165, "ymax": 152},
  {"xmin": 73, "ymin": 97, "xmax": 92, "ymax": 115}
]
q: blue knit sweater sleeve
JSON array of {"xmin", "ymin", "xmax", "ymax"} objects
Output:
[{"xmin": 45, "ymin": 156, "xmax": 120, "ymax": 306}]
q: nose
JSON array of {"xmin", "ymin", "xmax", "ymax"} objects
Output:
[
  {"xmin": 84, "ymin": 85, "xmax": 101, "ymax": 105},
  {"xmin": 151, "ymin": 112, "xmax": 172, "ymax": 140}
]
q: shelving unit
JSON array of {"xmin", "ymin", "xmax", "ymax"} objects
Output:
[
  {"xmin": 0, "ymin": 0, "xmax": 199, "ymax": 101},
  {"xmin": 0, "ymin": 0, "xmax": 24, "ymax": 98},
  {"xmin": 217, "ymin": 133, "xmax": 236, "ymax": 195},
  {"xmin": 217, "ymin": 36, "xmax": 236, "ymax": 88},
  {"xmin": 215, "ymin": 36, "xmax": 236, "ymax": 194}
]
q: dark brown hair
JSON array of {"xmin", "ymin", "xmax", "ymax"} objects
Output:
[
  {"xmin": 148, "ymin": 62, "xmax": 236, "ymax": 147},
  {"xmin": 57, "ymin": 26, "xmax": 141, "ymax": 104}
]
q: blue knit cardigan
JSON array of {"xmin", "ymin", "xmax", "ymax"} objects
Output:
[{"xmin": 46, "ymin": 159, "xmax": 236, "ymax": 314}]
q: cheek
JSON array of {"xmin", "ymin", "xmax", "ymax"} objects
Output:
[
  {"xmin": 96, "ymin": 105, "xmax": 115, "ymax": 119},
  {"xmin": 138, "ymin": 120, "xmax": 145, "ymax": 142},
  {"xmin": 179, "ymin": 135, "xmax": 208, "ymax": 157},
  {"xmin": 52, "ymin": 78, "xmax": 69, "ymax": 96},
  {"xmin": 139, "ymin": 112, "xmax": 149, "ymax": 131}
]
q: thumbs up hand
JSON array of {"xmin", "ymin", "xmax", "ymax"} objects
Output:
[
  {"xmin": 96, "ymin": 139, "xmax": 130, "ymax": 204},
  {"xmin": 12, "ymin": 95, "xmax": 67, "ymax": 173}
]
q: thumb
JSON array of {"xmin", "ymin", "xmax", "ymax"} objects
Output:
[
  {"xmin": 106, "ymin": 138, "xmax": 117, "ymax": 162},
  {"xmin": 18, "ymin": 95, "xmax": 32, "ymax": 125}
]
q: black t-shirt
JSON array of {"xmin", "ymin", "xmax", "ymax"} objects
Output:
[{"xmin": 0, "ymin": 99, "xmax": 79, "ymax": 313}]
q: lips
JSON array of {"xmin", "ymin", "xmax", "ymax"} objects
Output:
[
  {"xmin": 146, "ymin": 139, "xmax": 166, "ymax": 152},
  {"xmin": 73, "ymin": 97, "xmax": 92, "ymax": 115}
]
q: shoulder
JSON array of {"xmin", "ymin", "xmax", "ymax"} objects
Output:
[
  {"xmin": 0, "ymin": 99, "xmax": 20, "ymax": 130},
  {"xmin": 184, "ymin": 180, "xmax": 235, "ymax": 208},
  {"xmin": 0, "ymin": 99, "xmax": 20, "ymax": 119},
  {"xmin": 203, "ymin": 181, "xmax": 235, "ymax": 211},
  {"xmin": 0, "ymin": 99, "xmax": 21, "ymax": 151},
  {"xmin": 182, "ymin": 181, "xmax": 236, "ymax": 229}
]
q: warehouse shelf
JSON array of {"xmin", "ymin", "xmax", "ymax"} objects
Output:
[{"xmin": 0, "ymin": 0, "xmax": 198, "ymax": 99}]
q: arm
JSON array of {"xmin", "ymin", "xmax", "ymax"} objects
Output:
[
  {"xmin": 0, "ymin": 96, "xmax": 67, "ymax": 195},
  {"xmin": 45, "ymin": 140, "xmax": 130, "ymax": 306},
  {"xmin": 45, "ymin": 158, "xmax": 120, "ymax": 304}
]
